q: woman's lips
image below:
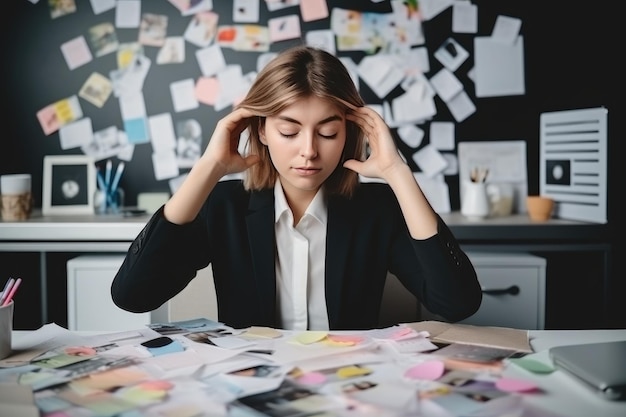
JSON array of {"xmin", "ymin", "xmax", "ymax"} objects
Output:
[{"xmin": 294, "ymin": 167, "xmax": 321, "ymax": 176}]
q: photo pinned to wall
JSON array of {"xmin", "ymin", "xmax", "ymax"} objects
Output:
[
  {"xmin": 42, "ymin": 155, "xmax": 96, "ymax": 215},
  {"xmin": 87, "ymin": 22, "xmax": 119, "ymax": 57},
  {"xmin": 79, "ymin": 72, "xmax": 113, "ymax": 108},
  {"xmin": 49, "ymin": 0, "xmax": 77, "ymax": 19},
  {"xmin": 175, "ymin": 119, "xmax": 202, "ymax": 169}
]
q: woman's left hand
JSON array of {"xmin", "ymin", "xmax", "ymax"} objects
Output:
[{"xmin": 343, "ymin": 106, "xmax": 407, "ymax": 181}]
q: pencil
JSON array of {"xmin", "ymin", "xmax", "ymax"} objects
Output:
[{"xmin": 2, "ymin": 277, "xmax": 21, "ymax": 306}]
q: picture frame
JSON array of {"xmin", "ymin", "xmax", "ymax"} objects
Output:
[{"xmin": 42, "ymin": 155, "xmax": 96, "ymax": 215}]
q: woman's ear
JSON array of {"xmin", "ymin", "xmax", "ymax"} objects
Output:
[{"xmin": 258, "ymin": 124, "xmax": 267, "ymax": 145}]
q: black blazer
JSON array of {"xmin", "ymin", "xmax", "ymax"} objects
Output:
[{"xmin": 111, "ymin": 180, "xmax": 481, "ymax": 330}]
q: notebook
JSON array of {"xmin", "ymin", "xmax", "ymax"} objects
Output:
[{"xmin": 549, "ymin": 340, "xmax": 626, "ymax": 401}]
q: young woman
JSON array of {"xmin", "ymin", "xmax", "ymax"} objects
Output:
[{"xmin": 111, "ymin": 45, "xmax": 482, "ymax": 330}]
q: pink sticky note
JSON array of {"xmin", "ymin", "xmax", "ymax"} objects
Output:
[
  {"xmin": 298, "ymin": 372, "xmax": 327, "ymax": 385},
  {"xmin": 300, "ymin": 0, "xmax": 329, "ymax": 22},
  {"xmin": 495, "ymin": 377, "xmax": 538, "ymax": 393},
  {"xmin": 404, "ymin": 360, "xmax": 445, "ymax": 380},
  {"xmin": 195, "ymin": 76, "xmax": 220, "ymax": 106}
]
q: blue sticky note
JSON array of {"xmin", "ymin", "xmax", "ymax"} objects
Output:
[{"xmin": 146, "ymin": 340, "xmax": 185, "ymax": 357}]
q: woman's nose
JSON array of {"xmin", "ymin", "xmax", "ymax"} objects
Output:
[{"xmin": 300, "ymin": 136, "xmax": 318, "ymax": 159}]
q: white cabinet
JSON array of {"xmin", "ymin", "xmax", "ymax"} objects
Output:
[
  {"xmin": 67, "ymin": 255, "xmax": 217, "ymax": 331},
  {"xmin": 461, "ymin": 252, "xmax": 546, "ymax": 330}
]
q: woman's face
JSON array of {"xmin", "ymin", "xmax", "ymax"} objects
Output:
[{"xmin": 260, "ymin": 96, "xmax": 346, "ymax": 199}]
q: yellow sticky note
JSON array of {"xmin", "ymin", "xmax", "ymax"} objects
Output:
[
  {"xmin": 336, "ymin": 365, "xmax": 372, "ymax": 379},
  {"xmin": 293, "ymin": 331, "xmax": 327, "ymax": 345}
]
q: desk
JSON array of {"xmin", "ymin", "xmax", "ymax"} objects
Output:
[
  {"xmin": 10, "ymin": 327, "xmax": 626, "ymax": 417},
  {"xmin": 0, "ymin": 211, "xmax": 612, "ymax": 328}
]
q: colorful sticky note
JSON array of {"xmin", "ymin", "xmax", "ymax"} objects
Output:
[
  {"xmin": 336, "ymin": 365, "xmax": 372, "ymax": 379},
  {"xmin": 298, "ymin": 372, "xmax": 327, "ymax": 385},
  {"xmin": 509, "ymin": 357, "xmax": 555, "ymax": 374},
  {"xmin": 293, "ymin": 331, "xmax": 327, "ymax": 345},
  {"xmin": 496, "ymin": 377, "xmax": 538, "ymax": 393},
  {"xmin": 404, "ymin": 360, "xmax": 445, "ymax": 380}
]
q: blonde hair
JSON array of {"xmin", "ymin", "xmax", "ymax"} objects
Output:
[{"xmin": 237, "ymin": 46, "xmax": 366, "ymax": 198}]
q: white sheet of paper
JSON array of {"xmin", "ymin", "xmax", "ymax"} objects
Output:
[
  {"xmin": 491, "ymin": 15, "xmax": 522, "ymax": 45},
  {"xmin": 412, "ymin": 144, "xmax": 448, "ymax": 178},
  {"xmin": 152, "ymin": 150, "xmax": 180, "ymax": 180},
  {"xmin": 441, "ymin": 153, "xmax": 459, "ymax": 175},
  {"xmin": 474, "ymin": 36, "xmax": 525, "ymax": 97},
  {"xmin": 149, "ymin": 113, "xmax": 177, "ymax": 153},
  {"xmin": 233, "ymin": 0, "xmax": 260, "ymax": 23},
  {"xmin": 429, "ymin": 67, "xmax": 463, "ymax": 102},
  {"xmin": 434, "ymin": 37, "xmax": 468, "ymax": 72},
  {"xmin": 446, "ymin": 89, "xmax": 476, "ymax": 123},
  {"xmin": 397, "ymin": 124, "xmax": 424, "ymax": 148},
  {"xmin": 405, "ymin": 46, "xmax": 430, "ymax": 74},
  {"xmin": 214, "ymin": 65, "xmax": 248, "ymax": 111},
  {"xmin": 414, "ymin": 173, "xmax": 451, "ymax": 213},
  {"xmin": 391, "ymin": 83, "xmax": 437, "ymax": 125},
  {"xmin": 419, "ymin": 0, "xmax": 454, "ymax": 21},
  {"xmin": 358, "ymin": 55, "xmax": 405, "ymax": 99},
  {"xmin": 90, "ymin": 0, "xmax": 116, "ymax": 14},
  {"xmin": 170, "ymin": 78, "xmax": 199, "ymax": 112},
  {"xmin": 115, "ymin": 0, "xmax": 141, "ymax": 28},
  {"xmin": 430, "ymin": 122, "xmax": 455, "ymax": 150},
  {"xmin": 268, "ymin": 14, "xmax": 301, "ymax": 42},
  {"xmin": 196, "ymin": 44, "xmax": 227, "ymax": 77},
  {"xmin": 305, "ymin": 29, "xmax": 336, "ymax": 55},
  {"xmin": 452, "ymin": 2, "xmax": 478, "ymax": 33},
  {"xmin": 59, "ymin": 117, "xmax": 93, "ymax": 150},
  {"xmin": 119, "ymin": 92, "xmax": 146, "ymax": 120},
  {"xmin": 60, "ymin": 36, "xmax": 93, "ymax": 70}
]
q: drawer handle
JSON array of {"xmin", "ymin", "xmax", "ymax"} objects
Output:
[{"xmin": 482, "ymin": 285, "xmax": 520, "ymax": 296}]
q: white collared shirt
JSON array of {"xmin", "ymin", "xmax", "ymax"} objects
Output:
[{"xmin": 274, "ymin": 181, "xmax": 329, "ymax": 331}]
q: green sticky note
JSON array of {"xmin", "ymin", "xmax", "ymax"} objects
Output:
[{"xmin": 509, "ymin": 357, "xmax": 555, "ymax": 374}]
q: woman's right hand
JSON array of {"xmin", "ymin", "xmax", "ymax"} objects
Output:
[{"xmin": 201, "ymin": 107, "xmax": 261, "ymax": 177}]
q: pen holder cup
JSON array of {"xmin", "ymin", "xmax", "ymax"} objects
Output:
[
  {"xmin": 0, "ymin": 300, "xmax": 14, "ymax": 360},
  {"xmin": 94, "ymin": 188, "xmax": 124, "ymax": 215},
  {"xmin": 461, "ymin": 181, "xmax": 490, "ymax": 220}
]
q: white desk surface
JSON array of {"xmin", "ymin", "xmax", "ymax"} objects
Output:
[{"xmin": 11, "ymin": 327, "xmax": 626, "ymax": 417}]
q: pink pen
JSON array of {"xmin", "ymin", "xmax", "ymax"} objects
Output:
[{"xmin": 2, "ymin": 278, "xmax": 21, "ymax": 306}]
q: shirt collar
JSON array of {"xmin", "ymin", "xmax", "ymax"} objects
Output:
[{"xmin": 274, "ymin": 180, "xmax": 327, "ymax": 225}]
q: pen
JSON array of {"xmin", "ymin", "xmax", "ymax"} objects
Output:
[
  {"xmin": 96, "ymin": 168, "xmax": 107, "ymax": 191},
  {"xmin": 2, "ymin": 277, "xmax": 21, "ymax": 306},
  {"xmin": 0, "ymin": 278, "xmax": 14, "ymax": 305},
  {"xmin": 109, "ymin": 162, "xmax": 125, "ymax": 195},
  {"xmin": 104, "ymin": 160, "xmax": 112, "ymax": 191}
]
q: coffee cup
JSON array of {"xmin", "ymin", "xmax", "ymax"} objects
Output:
[{"xmin": 0, "ymin": 174, "xmax": 33, "ymax": 221}]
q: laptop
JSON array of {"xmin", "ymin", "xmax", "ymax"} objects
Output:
[{"xmin": 549, "ymin": 340, "xmax": 626, "ymax": 401}]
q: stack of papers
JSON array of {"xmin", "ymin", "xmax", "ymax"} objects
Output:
[{"xmin": 0, "ymin": 319, "xmax": 552, "ymax": 417}]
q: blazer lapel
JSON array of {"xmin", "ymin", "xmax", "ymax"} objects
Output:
[
  {"xmin": 246, "ymin": 190, "xmax": 277, "ymax": 325},
  {"xmin": 325, "ymin": 195, "xmax": 355, "ymax": 328}
]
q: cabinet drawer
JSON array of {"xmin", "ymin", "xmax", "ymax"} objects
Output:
[
  {"xmin": 460, "ymin": 253, "xmax": 546, "ymax": 330},
  {"xmin": 67, "ymin": 255, "xmax": 151, "ymax": 331}
]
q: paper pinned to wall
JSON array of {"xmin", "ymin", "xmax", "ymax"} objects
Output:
[
  {"xmin": 474, "ymin": 36, "xmax": 525, "ymax": 98},
  {"xmin": 540, "ymin": 107, "xmax": 608, "ymax": 224}
]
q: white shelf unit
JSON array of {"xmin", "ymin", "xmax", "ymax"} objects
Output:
[{"xmin": 67, "ymin": 255, "xmax": 217, "ymax": 332}]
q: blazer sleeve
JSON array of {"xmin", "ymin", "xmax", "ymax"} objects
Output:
[
  {"xmin": 403, "ymin": 215, "xmax": 482, "ymax": 322},
  {"xmin": 111, "ymin": 206, "xmax": 211, "ymax": 313}
]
